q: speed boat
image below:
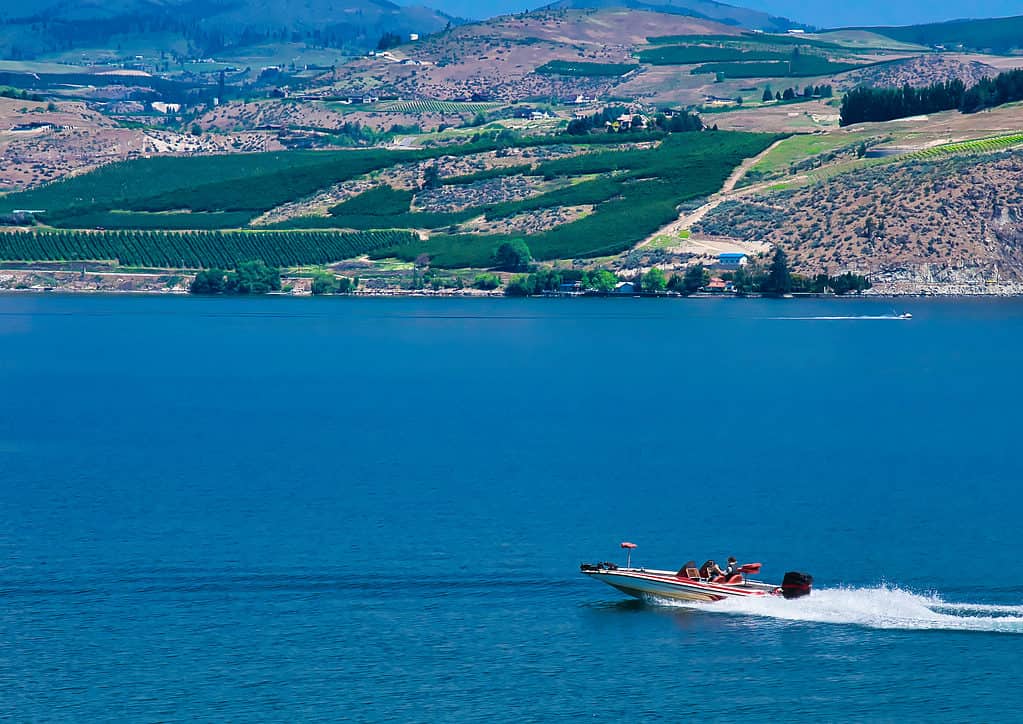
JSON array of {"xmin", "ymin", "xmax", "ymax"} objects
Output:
[
  {"xmin": 898, "ymin": 312, "xmax": 913, "ymax": 319},
  {"xmin": 580, "ymin": 542, "xmax": 812, "ymax": 603}
]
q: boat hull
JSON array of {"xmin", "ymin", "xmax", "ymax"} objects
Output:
[{"xmin": 583, "ymin": 568, "xmax": 777, "ymax": 602}]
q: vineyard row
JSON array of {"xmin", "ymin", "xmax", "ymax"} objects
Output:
[{"xmin": 0, "ymin": 230, "xmax": 418, "ymax": 269}]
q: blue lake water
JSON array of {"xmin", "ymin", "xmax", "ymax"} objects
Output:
[{"xmin": 1, "ymin": 294, "xmax": 1022, "ymax": 721}]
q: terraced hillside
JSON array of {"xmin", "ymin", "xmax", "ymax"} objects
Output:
[{"xmin": 0, "ymin": 129, "xmax": 778, "ymax": 269}]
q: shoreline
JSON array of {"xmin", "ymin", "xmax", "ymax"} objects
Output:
[
  {"xmin": 4, "ymin": 287, "xmax": 1023, "ymax": 300},
  {"xmin": 5, "ymin": 267, "xmax": 1023, "ymax": 299}
]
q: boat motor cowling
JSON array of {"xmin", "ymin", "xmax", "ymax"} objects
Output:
[{"xmin": 781, "ymin": 571, "xmax": 813, "ymax": 599}]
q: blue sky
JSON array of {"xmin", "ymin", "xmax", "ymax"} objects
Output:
[
  {"xmin": 738, "ymin": 0, "xmax": 1021, "ymax": 27},
  {"xmin": 419, "ymin": 0, "xmax": 1021, "ymax": 25}
]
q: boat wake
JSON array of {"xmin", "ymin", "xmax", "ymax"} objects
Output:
[
  {"xmin": 647, "ymin": 586, "xmax": 1023, "ymax": 633},
  {"xmin": 770, "ymin": 315, "xmax": 911, "ymax": 321}
]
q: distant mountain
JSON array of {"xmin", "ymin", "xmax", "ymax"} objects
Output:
[
  {"xmin": 842, "ymin": 15, "xmax": 1023, "ymax": 53},
  {"xmin": 542, "ymin": 0, "xmax": 809, "ymax": 33},
  {"xmin": 0, "ymin": 0, "xmax": 457, "ymax": 59}
]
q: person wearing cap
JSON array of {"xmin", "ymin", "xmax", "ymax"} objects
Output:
[{"xmin": 724, "ymin": 557, "xmax": 740, "ymax": 576}]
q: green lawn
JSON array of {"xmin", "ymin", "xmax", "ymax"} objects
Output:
[
  {"xmin": 748, "ymin": 131, "xmax": 879, "ymax": 176},
  {"xmin": 535, "ymin": 60, "xmax": 639, "ymax": 77}
]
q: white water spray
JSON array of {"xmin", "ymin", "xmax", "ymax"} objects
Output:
[
  {"xmin": 649, "ymin": 586, "xmax": 1023, "ymax": 633},
  {"xmin": 770, "ymin": 315, "xmax": 911, "ymax": 321}
]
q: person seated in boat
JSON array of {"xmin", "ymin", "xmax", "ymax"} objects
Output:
[
  {"xmin": 722, "ymin": 557, "xmax": 742, "ymax": 583},
  {"xmin": 699, "ymin": 560, "xmax": 724, "ymax": 580}
]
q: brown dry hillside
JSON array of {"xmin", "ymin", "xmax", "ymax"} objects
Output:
[
  {"xmin": 844, "ymin": 54, "xmax": 997, "ymax": 89},
  {"xmin": 314, "ymin": 9, "xmax": 739, "ymax": 101},
  {"xmin": 0, "ymin": 98, "xmax": 282, "ymax": 191},
  {"xmin": 695, "ymin": 149, "xmax": 1023, "ymax": 280}
]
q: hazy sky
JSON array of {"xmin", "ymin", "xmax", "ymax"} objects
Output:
[
  {"xmin": 418, "ymin": 0, "xmax": 1021, "ymax": 25},
  {"xmin": 738, "ymin": 0, "xmax": 1021, "ymax": 27}
]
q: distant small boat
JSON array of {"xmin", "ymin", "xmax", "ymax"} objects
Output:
[{"xmin": 899, "ymin": 312, "xmax": 913, "ymax": 319}]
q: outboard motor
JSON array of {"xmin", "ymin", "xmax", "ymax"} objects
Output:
[{"xmin": 781, "ymin": 571, "xmax": 813, "ymax": 599}]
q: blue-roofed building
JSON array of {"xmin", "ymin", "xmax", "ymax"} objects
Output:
[{"xmin": 717, "ymin": 253, "xmax": 748, "ymax": 268}]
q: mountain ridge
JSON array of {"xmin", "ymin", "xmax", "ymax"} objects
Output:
[
  {"xmin": 836, "ymin": 14, "xmax": 1023, "ymax": 52},
  {"xmin": 0, "ymin": 0, "xmax": 458, "ymax": 57},
  {"xmin": 541, "ymin": 0, "xmax": 809, "ymax": 33}
]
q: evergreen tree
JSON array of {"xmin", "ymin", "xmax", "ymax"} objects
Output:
[
  {"xmin": 679, "ymin": 264, "xmax": 708, "ymax": 295},
  {"xmin": 762, "ymin": 248, "xmax": 792, "ymax": 297}
]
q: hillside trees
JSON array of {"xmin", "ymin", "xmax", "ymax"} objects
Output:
[
  {"xmin": 673, "ymin": 264, "xmax": 709, "ymax": 295},
  {"xmin": 494, "ymin": 240, "xmax": 532, "ymax": 272},
  {"xmin": 189, "ymin": 261, "xmax": 280, "ymax": 294},
  {"xmin": 642, "ymin": 267, "xmax": 667, "ymax": 292},
  {"xmin": 190, "ymin": 268, "xmax": 228, "ymax": 294},
  {"xmin": 960, "ymin": 69, "xmax": 1023, "ymax": 113},
  {"xmin": 312, "ymin": 273, "xmax": 358, "ymax": 295},
  {"xmin": 840, "ymin": 80, "xmax": 966, "ymax": 126},
  {"xmin": 231, "ymin": 260, "xmax": 281, "ymax": 294},
  {"xmin": 377, "ymin": 32, "xmax": 403, "ymax": 50},
  {"xmin": 566, "ymin": 107, "xmax": 701, "ymax": 135},
  {"xmin": 761, "ymin": 247, "xmax": 792, "ymax": 296},
  {"xmin": 504, "ymin": 269, "xmax": 564, "ymax": 296},
  {"xmin": 472, "ymin": 273, "xmax": 501, "ymax": 290},
  {"xmin": 760, "ymin": 84, "xmax": 832, "ymax": 103},
  {"xmin": 582, "ymin": 269, "xmax": 618, "ymax": 293}
]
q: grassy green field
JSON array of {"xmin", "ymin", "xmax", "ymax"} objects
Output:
[
  {"xmin": 0, "ymin": 60, "xmax": 88, "ymax": 73},
  {"xmin": 692, "ymin": 56, "xmax": 872, "ymax": 79},
  {"xmin": 808, "ymin": 30, "xmax": 927, "ymax": 51},
  {"xmin": 534, "ymin": 60, "xmax": 638, "ymax": 77},
  {"xmin": 783, "ymin": 132, "xmax": 1023, "ymax": 188},
  {"xmin": 637, "ymin": 46, "xmax": 790, "ymax": 65},
  {"xmin": 903, "ymin": 133, "xmax": 1023, "ymax": 160},
  {"xmin": 45, "ymin": 211, "xmax": 257, "ymax": 230},
  {"xmin": 747, "ymin": 131, "xmax": 879, "ymax": 176}
]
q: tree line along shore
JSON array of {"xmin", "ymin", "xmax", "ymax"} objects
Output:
[{"xmin": 2, "ymin": 243, "xmax": 875, "ymax": 297}]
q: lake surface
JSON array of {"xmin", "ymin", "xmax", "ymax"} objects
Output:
[{"xmin": 1, "ymin": 294, "xmax": 1021, "ymax": 721}]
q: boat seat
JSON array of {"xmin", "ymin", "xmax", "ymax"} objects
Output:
[
  {"xmin": 681, "ymin": 567, "xmax": 701, "ymax": 579},
  {"xmin": 713, "ymin": 573, "xmax": 745, "ymax": 584}
]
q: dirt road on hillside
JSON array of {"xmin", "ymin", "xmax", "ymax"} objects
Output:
[{"xmin": 637, "ymin": 138, "xmax": 788, "ymax": 248}]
